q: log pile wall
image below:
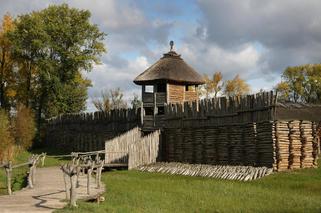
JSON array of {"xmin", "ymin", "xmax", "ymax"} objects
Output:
[
  {"xmin": 45, "ymin": 109, "xmax": 139, "ymax": 152},
  {"xmin": 163, "ymin": 92, "xmax": 319, "ymax": 171}
]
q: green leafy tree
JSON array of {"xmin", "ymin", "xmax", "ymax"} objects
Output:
[
  {"xmin": 9, "ymin": 4, "xmax": 106, "ymax": 138},
  {"xmin": 276, "ymin": 64, "xmax": 321, "ymax": 103}
]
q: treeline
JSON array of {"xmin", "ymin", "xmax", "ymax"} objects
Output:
[
  {"xmin": 199, "ymin": 72, "xmax": 250, "ymax": 98},
  {"xmin": 0, "ymin": 4, "xmax": 105, "ymax": 151},
  {"xmin": 92, "ymin": 88, "xmax": 141, "ymax": 112},
  {"xmin": 202, "ymin": 64, "xmax": 321, "ymax": 104},
  {"xmin": 275, "ymin": 64, "xmax": 321, "ymax": 103}
]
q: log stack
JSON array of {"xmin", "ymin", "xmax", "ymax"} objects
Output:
[
  {"xmin": 288, "ymin": 121, "xmax": 301, "ymax": 169},
  {"xmin": 312, "ymin": 122, "xmax": 319, "ymax": 166},
  {"xmin": 300, "ymin": 121, "xmax": 314, "ymax": 168},
  {"xmin": 275, "ymin": 121, "xmax": 289, "ymax": 171},
  {"xmin": 137, "ymin": 162, "xmax": 274, "ymax": 181}
]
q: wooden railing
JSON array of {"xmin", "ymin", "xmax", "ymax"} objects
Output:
[
  {"xmin": 60, "ymin": 154, "xmax": 104, "ymax": 207},
  {"xmin": 0, "ymin": 153, "xmax": 46, "ymax": 195}
]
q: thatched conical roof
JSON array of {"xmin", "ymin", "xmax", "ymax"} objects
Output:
[{"xmin": 134, "ymin": 50, "xmax": 204, "ymax": 85}]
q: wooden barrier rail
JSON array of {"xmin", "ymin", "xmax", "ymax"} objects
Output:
[
  {"xmin": 1, "ymin": 153, "xmax": 46, "ymax": 195},
  {"xmin": 60, "ymin": 154, "xmax": 105, "ymax": 207}
]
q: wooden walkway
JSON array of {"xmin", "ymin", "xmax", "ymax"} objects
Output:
[{"xmin": 0, "ymin": 167, "xmax": 104, "ymax": 213}]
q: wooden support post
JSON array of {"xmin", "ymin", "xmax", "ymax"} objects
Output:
[
  {"xmin": 62, "ymin": 166, "xmax": 70, "ymax": 200},
  {"xmin": 27, "ymin": 161, "xmax": 34, "ymax": 189},
  {"xmin": 97, "ymin": 161, "xmax": 104, "ymax": 189},
  {"xmin": 5, "ymin": 161, "xmax": 12, "ymax": 195},
  {"xmin": 31, "ymin": 158, "xmax": 37, "ymax": 185},
  {"xmin": 70, "ymin": 170, "xmax": 77, "ymax": 207},
  {"xmin": 41, "ymin": 153, "xmax": 46, "ymax": 167},
  {"xmin": 61, "ymin": 164, "xmax": 78, "ymax": 206},
  {"xmin": 87, "ymin": 161, "xmax": 93, "ymax": 195}
]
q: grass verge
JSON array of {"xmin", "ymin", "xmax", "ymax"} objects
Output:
[{"xmin": 57, "ymin": 160, "xmax": 321, "ymax": 213}]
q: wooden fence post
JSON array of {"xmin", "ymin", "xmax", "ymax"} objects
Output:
[
  {"xmin": 62, "ymin": 165, "xmax": 70, "ymax": 200},
  {"xmin": 70, "ymin": 167, "xmax": 78, "ymax": 207},
  {"xmin": 41, "ymin": 153, "xmax": 46, "ymax": 167},
  {"xmin": 97, "ymin": 161, "xmax": 104, "ymax": 189},
  {"xmin": 87, "ymin": 161, "xmax": 93, "ymax": 195},
  {"xmin": 31, "ymin": 157, "xmax": 38, "ymax": 185},
  {"xmin": 27, "ymin": 161, "xmax": 34, "ymax": 189},
  {"xmin": 61, "ymin": 164, "xmax": 78, "ymax": 207},
  {"xmin": 5, "ymin": 161, "xmax": 12, "ymax": 195}
]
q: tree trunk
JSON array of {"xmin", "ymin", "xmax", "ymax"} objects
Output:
[
  {"xmin": 87, "ymin": 164, "xmax": 93, "ymax": 195},
  {"xmin": 70, "ymin": 173, "xmax": 77, "ymax": 207},
  {"xmin": 25, "ymin": 62, "xmax": 32, "ymax": 107},
  {"xmin": 5, "ymin": 162, "xmax": 12, "ymax": 195},
  {"xmin": 27, "ymin": 163, "xmax": 34, "ymax": 189}
]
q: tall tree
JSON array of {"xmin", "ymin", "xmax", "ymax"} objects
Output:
[
  {"xmin": 0, "ymin": 109, "xmax": 14, "ymax": 161},
  {"xmin": 0, "ymin": 14, "xmax": 15, "ymax": 110},
  {"xmin": 201, "ymin": 72, "xmax": 223, "ymax": 98},
  {"xmin": 224, "ymin": 74, "xmax": 250, "ymax": 97},
  {"xmin": 9, "ymin": 4, "xmax": 106, "ymax": 136},
  {"xmin": 276, "ymin": 64, "xmax": 321, "ymax": 103}
]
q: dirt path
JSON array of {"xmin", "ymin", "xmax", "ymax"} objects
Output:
[{"xmin": 0, "ymin": 167, "xmax": 104, "ymax": 213}]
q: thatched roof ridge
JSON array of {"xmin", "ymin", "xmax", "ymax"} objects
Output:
[{"xmin": 134, "ymin": 51, "xmax": 205, "ymax": 85}]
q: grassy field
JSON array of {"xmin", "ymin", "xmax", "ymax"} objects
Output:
[
  {"xmin": 57, "ymin": 160, "xmax": 321, "ymax": 213},
  {"xmin": 0, "ymin": 148, "xmax": 69, "ymax": 195},
  {"xmin": 1, "ymin": 151, "xmax": 320, "ymax": 212}
]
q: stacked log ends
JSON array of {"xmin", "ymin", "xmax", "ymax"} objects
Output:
[
  {"xmin": 137, "ymin": 162, "xmax": 273, "ymax": 181},
  {"xmin": 300, "ymin": 121, "xmax": 314, "ymax": 168},
  {"xmin": 288, "ymin": 121, "xmax": 302, "ymax": 169},
  {"xmin": 275, "ymin": 121, "xmax": 290, "ymax": 171},
  {"xmin": 312, "ymin": 122, "xmax": 319, "ymax": 166}
]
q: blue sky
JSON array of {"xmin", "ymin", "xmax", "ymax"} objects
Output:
[{"xmin": 1, "ymin": 0, "xmax": 321, "ymax": 111}]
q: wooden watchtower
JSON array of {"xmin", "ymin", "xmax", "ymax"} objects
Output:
[{"xmin": 134, "ymin": 41, "xmax": 205, "ymax": 132}]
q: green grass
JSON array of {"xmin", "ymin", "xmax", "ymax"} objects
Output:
[
  {"xmin": 0, "ymin": 148, "xmax": 70, "ymax": 195},
  {"xmin": 57, "ymin": 160, "xmax": 321, "ymax": 213}
]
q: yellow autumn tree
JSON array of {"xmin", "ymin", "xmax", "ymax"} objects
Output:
[
  {"xmin": 224, "ymin": 74, "xmax": 250, "ymax": 97},
  {"xmin": 0, "ymin": 109, "xmax": 15, "ymax": 161},
  {"xmin": 0, "ymin": 13, "xmax": 15, "ymax": 110},
  {"xmin": 275, "ymin": 81, "xmax": 290, "ymax": 102},
  {"xmin": 200, "ymin": 71, "xmax": 224, "ymax": 98},
  {"xmin": 13, "ymin": 104, "xmax": 36, "ymax": 150}
]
